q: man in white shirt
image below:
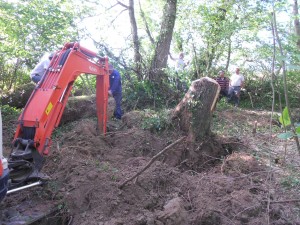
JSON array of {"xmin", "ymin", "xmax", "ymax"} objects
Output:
[
  {"xmin": 30, "ymin": 53, "xmax": 54, "ymax": 83},
  {"xmin": 227, "ymin": 67, "xmax": 245, "ymax": 107}
]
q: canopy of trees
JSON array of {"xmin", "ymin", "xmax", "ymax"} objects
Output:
[{"xmin": 0, "ymin": 0, "xmax": 299, "ymax": 111}]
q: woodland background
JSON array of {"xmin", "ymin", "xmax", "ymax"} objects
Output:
[
  {"xmin": 1, "ymin": 1, "xmax": 300, "ymax": 224},
  {"xmin": 0, "ymin": 0, "xmax": 299, "ymax": 110}
]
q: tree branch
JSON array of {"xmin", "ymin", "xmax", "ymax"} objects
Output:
[{"xmin": 119, "ymin": 136, "xmax": 186, "ymax": 189}]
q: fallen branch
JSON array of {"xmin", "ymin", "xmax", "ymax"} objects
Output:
[{"xmin": 119, "ymin": 136, "xmax": 186, "ymax": 189}]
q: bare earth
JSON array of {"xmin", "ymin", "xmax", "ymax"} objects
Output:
[{"xmin": 1, "ymin": 105, "xmax": 300, "ymax": 225}]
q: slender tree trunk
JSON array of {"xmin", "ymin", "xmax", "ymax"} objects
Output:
[
  {"xmin": 139, "ymin": 0, "xmax": 154, "ymax": 45},
  {"xmin": 149, "ymin": 0, "xmax": 177, "ymax": 81},
  {"xmin": 225, "ymin": 39, "xmax": 232, "ymax": 71},
  {"xmin": 8, "ymin": 58, "xmax": 21, "ymax": 90},
  {"xmin": 192, "ymin": 41, "xmax": 200, "ymax": 78},
  {"xmin": 205, "ymin": 42, "xmax": 210, "ymax": 74},
  {"xmin": 273, "ymin": 9, "xmax": 300, "ymax": 153},
  {"xmin": 206, "ymin": 47, "xmax": 215, "ymax": 73},
  {"xmin": 129, "ymin": 0, "xmax": 142, "ymax": 79},
  {"xmin": 293, "ymin": 0, "xmax": 300, "ymax": 49},
  {"xmin": 79, "ymin": 76, "xmax": 90, "ymax": 95},
  {"xmin": 270, "ymin": 14, "xmax": 276, "ymax": 139}
]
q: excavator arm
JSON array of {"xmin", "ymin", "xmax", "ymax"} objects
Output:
[{"xmin": 8, "ymin": 42, "xmax": 109, "ymax": 188}]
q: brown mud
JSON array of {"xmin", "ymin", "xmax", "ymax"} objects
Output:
[{"xmin": 1, "ymin": 107, "xmax": 300, "ymax": 225}]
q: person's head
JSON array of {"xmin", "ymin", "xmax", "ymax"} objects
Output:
[
  {"xmin": 48, "ymin": 52, "xmax": 54, "ymax": 60},
  {"xmin": 218, "ymin": 70, "xmax": 225, "ymax": 77},
  {"xmin": 235, "ymin": 67, "xmax": 240, "ymax": 74},
  {"xmin": 179, "ymin": 52, "xmax": 184, "ymax": 59},
  {"xmin": 108, "ymin": 64, "xmax": 114, "ymax": 75}
]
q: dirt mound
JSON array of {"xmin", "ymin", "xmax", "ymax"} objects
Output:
[
  {"xmin": 221, "ymin": 152, "xmax": 265, "ymax": 176},
  {"xmin": 1, "ymin": 110, "xmax": 300, "ymax": 224}
]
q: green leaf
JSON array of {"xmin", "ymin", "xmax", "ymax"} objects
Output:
[
  {"xmin": 277, "ymin": 131, "xmax": 294, "ymax": 140},
  {"xmin": 296, "ymin": 126, "xmax": 300, "ymax": 135},
  {"xmin": 279, "ymin": 107, "xmax": 291, "ymax": 127}
]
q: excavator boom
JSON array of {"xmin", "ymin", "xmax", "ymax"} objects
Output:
[{"xmin": 8, "ymin": 42, "xmax": 109, "ymax": 189}]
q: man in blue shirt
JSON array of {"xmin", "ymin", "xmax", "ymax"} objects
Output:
[{"xmin": 108, "ymin": 64, "xmax": 123, "ymax": 119}]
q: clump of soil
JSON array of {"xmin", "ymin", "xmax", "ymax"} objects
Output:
[{"xmin": 1, "ymin": 109, "xmax": 300, "ymax": 225}]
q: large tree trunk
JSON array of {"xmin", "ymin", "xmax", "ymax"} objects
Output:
[
  {"xmin": 149, "ymin": 0, "xmax": 177, "ymax": 80},
  {"xmin": 172, "ymin": 77, "xmax": 220, "ymax": 141}
]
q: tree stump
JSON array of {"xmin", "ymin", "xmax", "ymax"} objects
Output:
[{"xmin": 172, "ymin": 77, "xmax": 220, "ymax": 141}]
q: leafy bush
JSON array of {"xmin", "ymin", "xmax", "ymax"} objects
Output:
[
  {"xmin": 0, "ymin": 104, "xmax": 21, "ymax": 122},
  {"xmin": 123, "ymin": 77, "xmax": 184, "ymax": 111},
  {"xmin": 141, "ymin": 109, "xmax": 172, "ymax": 132},
  {"xmin": 242, "ymin": 71, "xmax": 300, "ymax": 109}
]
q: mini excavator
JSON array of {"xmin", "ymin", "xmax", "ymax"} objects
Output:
[{"xmin": 0, "ymin": 42, "xmax": 109, "ymax": 201}]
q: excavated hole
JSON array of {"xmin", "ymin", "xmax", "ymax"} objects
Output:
[{"xmin": 171, "ymin": 138, "xmax": 235, "ymax": 173}]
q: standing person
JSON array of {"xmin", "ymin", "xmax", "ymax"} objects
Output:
[
  {"xmin": 169, "ymin": 52, "xmax": 189, "ymax": 91},
  {"xmin": 227, "ymin": 67, "xmax": 245, "ymax": 107},
  {"xmin": 30, "ymin": 53, "xmax": 54, "ymax": 83},
  {"xmin": 169, "ymin": 52, "xmax": 189, "ymax": 71},
  {"xmin": 215, "ymin": 70, "xmax": 229, "ymax": 100},
  {"xmin": 108, "ymin": 64, "xmax": 123, "ymax": 120}
]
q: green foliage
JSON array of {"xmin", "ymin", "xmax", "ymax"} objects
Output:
[
  {"xmin": 72, "ymin": 75, "xmax": 96, "ymax": 96},
  {"xmin": 277, "ymin": 131, "xmax": 294, "ymax": 140},
  {"xmin": 141, "ymin": 109, "xmax": 172, "ymax": 132},
  {"xmin": 277, "ymin": 107, "xmax": 300, "ymax": 140},
  {"xmin": 0, "ymin": 0, "xmax": 79, "ymax": 91},
  {"xmin": 123, "ymin": 79, "xmax": 157, "ymax": 109},
  {"xmin": 123, "ymin": 75, "xmax": 184, "ymax": 110},
  {"xmin": 281, "ymin": 176, "xmax": 300, "ymax": 189},
  {"xmin": 0, "ymin": 0, "xmax": 299, "ymax": 115},
  {"xmin": 296, "ymin": 126, "xmax": 300, "ymax": 134},
  {"xmin": 279, "ymin": 107, "xmax": 291, "ymax": 127},
  {"xmin": 239, "ymin": 70, "xmax": 300, "ymax": 110},
  {"xmin": 0, "ymin": 105, "xmax": 21, "ymax": 122},
  {"xmin": 0, "ymin": 0, "xmax": 77, "ymax": 60}
]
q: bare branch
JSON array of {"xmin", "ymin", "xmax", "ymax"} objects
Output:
[
  {"xmin": 117, "ymin": 0, "xmax": 129, "ymax": 9},
  {"xmin": 119, "ymin": 136, "xmax": 186, "ymax": 189},
  {"xmin": 139, "ymin": 0, "xmax": 155, "ymax": 44},
  {"xmin": 110, "ymin": 8, "xmax": 128, "ymax": 25}
]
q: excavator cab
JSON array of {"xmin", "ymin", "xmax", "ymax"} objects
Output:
[{"xmin": 4, "ymin": 42, "xmax": 109, "ymax": 196}]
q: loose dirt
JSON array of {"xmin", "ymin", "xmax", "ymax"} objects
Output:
[{"xmin": 1, "ymin": 106, "xmax": 300, "ymax": 225}]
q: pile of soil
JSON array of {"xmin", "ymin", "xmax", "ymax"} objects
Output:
[{"xmin": 1, "ymin": 108, "xmax": 300, "ymax": 225}]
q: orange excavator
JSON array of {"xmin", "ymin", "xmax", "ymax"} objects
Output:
[{"xmin": 0, "ymin": 42, "xmax": 109, "ymax": 201}]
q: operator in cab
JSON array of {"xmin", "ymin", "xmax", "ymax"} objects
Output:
[{"xmin": 108, "ymin": 64, "xmax": 123, "ymax": 120}]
